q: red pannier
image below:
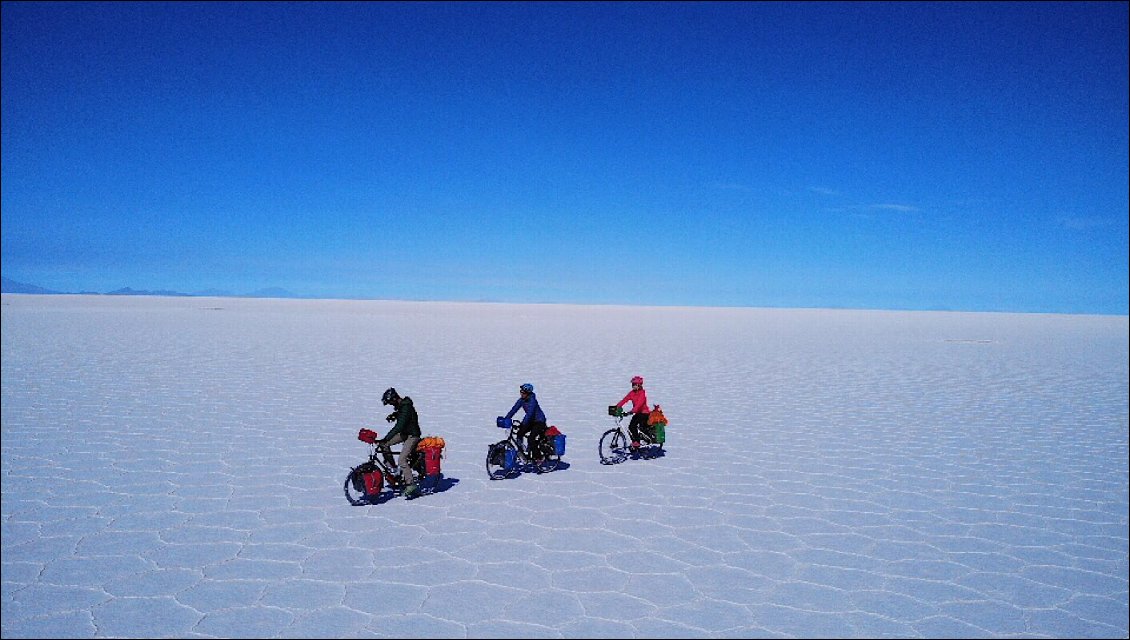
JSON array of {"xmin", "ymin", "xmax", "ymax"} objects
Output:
[
  {"xmin": 362, "ymin": 467, "xmax": 384, "ymax": 496},
  {"xmin": 423, "ymin": 447, "xmax": 443, "ymax": 476},
  {"xmin": 351, "ymin": 461, "xmax": 383, "ymax": 498},
  {"xmin": 358, "ymin": 428, "xmax": 379, "ymax": 444},
  {"xmin": 418, "ymin": 436, "xmax": 446, "ymax": 476}
]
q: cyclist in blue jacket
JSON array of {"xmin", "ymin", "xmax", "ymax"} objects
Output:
[{"xmin": 498, "ymin": 383, "xmax": 549, "ymax": 459}]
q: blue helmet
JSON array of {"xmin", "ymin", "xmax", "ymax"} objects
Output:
[{"xmin": 519, "ymin": 383, "xmax": 534, "ymax": 394}]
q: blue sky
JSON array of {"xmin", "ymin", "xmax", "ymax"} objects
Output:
[{"xmin": 2, "ymin": 1, "xmax": 1127, "ymax": 314}]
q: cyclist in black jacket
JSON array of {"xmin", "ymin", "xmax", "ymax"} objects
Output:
[{"xmin": 377, "ymin": 387, "xmax": 422, "ymax": 499}]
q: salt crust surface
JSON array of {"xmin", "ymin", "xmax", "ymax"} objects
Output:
[{"xmin": 2, "ymin": 294, "xmax": 1127, "ymax": 638}]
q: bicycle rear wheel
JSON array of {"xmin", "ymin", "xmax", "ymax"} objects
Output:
[
  {"xmin": 536, "ymin": 453, "xmax": 561, "ymax": 473},
  {"xmin": 519, "ymin": 432, "xmax": 559, "ymax": 474},
  {"xmin": 599, "ymin": 428, "xmax": 629, "ymax": 465},
  {"xmin": 533, "ymin": 438, "xmax": 562, "ymax": 473}
]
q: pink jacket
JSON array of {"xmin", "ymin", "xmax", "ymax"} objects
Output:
[{"xmin": 616, "ymin": 389, "xmax": 650, "ymax": 414}]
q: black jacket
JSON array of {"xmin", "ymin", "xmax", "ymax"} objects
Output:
[{"xmin": 384, "ymin": 396, "xmax": 421, "ymax": 441}]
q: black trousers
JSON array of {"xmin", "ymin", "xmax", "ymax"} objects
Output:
[
  {"xmin": 628, "ymin": 413, "xmax": 651, "ymax": 443},
  {"xmin": 516, "ymin": 420, "xmax": 547, "ymax": 457}
]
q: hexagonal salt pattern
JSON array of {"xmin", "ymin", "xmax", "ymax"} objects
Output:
[{"xmin": 3, "ymin": 295, "xmax": 1127, "ymax": 638}]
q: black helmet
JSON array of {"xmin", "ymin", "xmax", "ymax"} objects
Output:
[{"xmin": 381, "ymin": 387, "xmax": 400, "ymax": 406}]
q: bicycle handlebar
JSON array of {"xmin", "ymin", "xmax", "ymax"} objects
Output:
[{"xmin": 497, "ymin": 417, "xmax": 521, "ymax": 429}]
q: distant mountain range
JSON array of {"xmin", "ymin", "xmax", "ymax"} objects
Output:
[
  {"xmin": 1, "ymin": 277, "xmax": 303, "ymax": 300},
  {"xmin": 0, "ymin": 277, "xmax": 62, "ymax": 294}
]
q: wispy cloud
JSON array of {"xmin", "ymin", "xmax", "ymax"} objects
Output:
[
  {"xmin": 806, "ymin": 187, "xmax": 918, "ymax": 213},
  {"xmin": 865, "ymin": 203, "xmax": 920, "ymax": 213},
  {"xmin": 1058, "ymin": 215, "xmax": 1117, "ymax": 231},
  {"xmin": 807, "ymin": 186, "xmax": 842, "ymax": 197},
  {"xmin": 711, "ymin": 182, "xmax": 750, "ymax": 191},
  {"xmin": 837, "ymin": 203, "xmax": 921, "ymax": 215}
]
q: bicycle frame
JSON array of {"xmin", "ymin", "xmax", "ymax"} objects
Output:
[
  {"xmin": 365, "ymin": 442, "xmax": 419, "ymax": 488},
  {"xmin": 599, "ymin": 412, "xmax": 662, "ymax": 465},
  {"xmin": 506, "ymin": 423, "xmax": 539, "ymax": 461},
  {"xmin": 486, "ymin": 419, "xmax": 561, "ymax": 479},
  {"xmin": 344, "ymin": 440, "xmax": 423, "ymax": 505}
]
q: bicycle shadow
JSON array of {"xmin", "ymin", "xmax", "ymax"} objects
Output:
[
  {"xmin": 601, "ymin": 447, "xmax": 666, "ymax": 466},
  {"xmin": 353, "ymin": 475, "xmax": 461, "ymax": 506},
  {"xmin": 421, "ymin": 474, "xmax": 460, "ymax": 494},
  {"xmin": 517, "ymin": 460, "xmax": 570, "ymax": 474}
]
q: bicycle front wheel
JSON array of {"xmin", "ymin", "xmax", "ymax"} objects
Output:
[
  {"xmin": 599, "ymin": 428, "xmax": 629, "ymax": 465},
  {"xmin": 344, "ymin": 466, "xmax": 371, "ymax": 505},
  {"xmin": 486, "ymin": 441, "xmax": 518, "ymax": 480}
]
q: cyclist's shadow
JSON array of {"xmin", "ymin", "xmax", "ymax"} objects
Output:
[
  {"xmin": 361, "ymin": 475, "xmax": 460, "ymax": 505},
  {"xmin": 518, "ymin": 461, "xmax": 570, "ymax": 474},
  {"xmin": 421, "ymin": 474, "xmax": 460, "ymax": 494}
]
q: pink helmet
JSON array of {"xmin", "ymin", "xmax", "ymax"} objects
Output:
[{"xmin": 631, "ymin": 376, "xmax": 643, "ymax": 386}]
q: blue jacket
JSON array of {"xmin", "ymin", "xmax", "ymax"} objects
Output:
[{"xmin": 505, "ymin": 392, "xmax": 546, "ymax": 426}]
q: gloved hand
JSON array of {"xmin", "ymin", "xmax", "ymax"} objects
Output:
[{"xmin": 385, "ymin": 412, "xmax": 397, "ymax": 423}]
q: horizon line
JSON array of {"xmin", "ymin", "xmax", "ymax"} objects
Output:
[{"xmin": 2, "ymin": 290, "xmax": 1126, "ymax": 319}]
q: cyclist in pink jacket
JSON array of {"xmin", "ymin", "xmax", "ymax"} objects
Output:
[{"xmin": 614, "ymin": 375, "xmax": 651, "ymax": 449}]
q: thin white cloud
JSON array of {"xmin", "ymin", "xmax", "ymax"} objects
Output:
[
  {"xmin": 867, "ymin": 203, "xmax": 920, "ymax": 213},
  {"xmin": 807, "ymin": 187, "xmax": 842, "ymax": 197},
  {"xmin": 838, "ymin": 203, "xmax": 921, "ymax": 215},
  {"xmin": 711, "ymin": 182, "xmax": 750, "ymax": 191},
  {"xmin": 1059, "ymin": 215, "xmax": 1117, "ymax": 230},
  {"xmin": 805, "ymin": 187, "xmax": 918, "ymax": 213}
]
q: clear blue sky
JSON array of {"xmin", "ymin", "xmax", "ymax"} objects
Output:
[{"xmin": 3, "ymin": 1, "xmax": 1127, "ymax": 314}]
